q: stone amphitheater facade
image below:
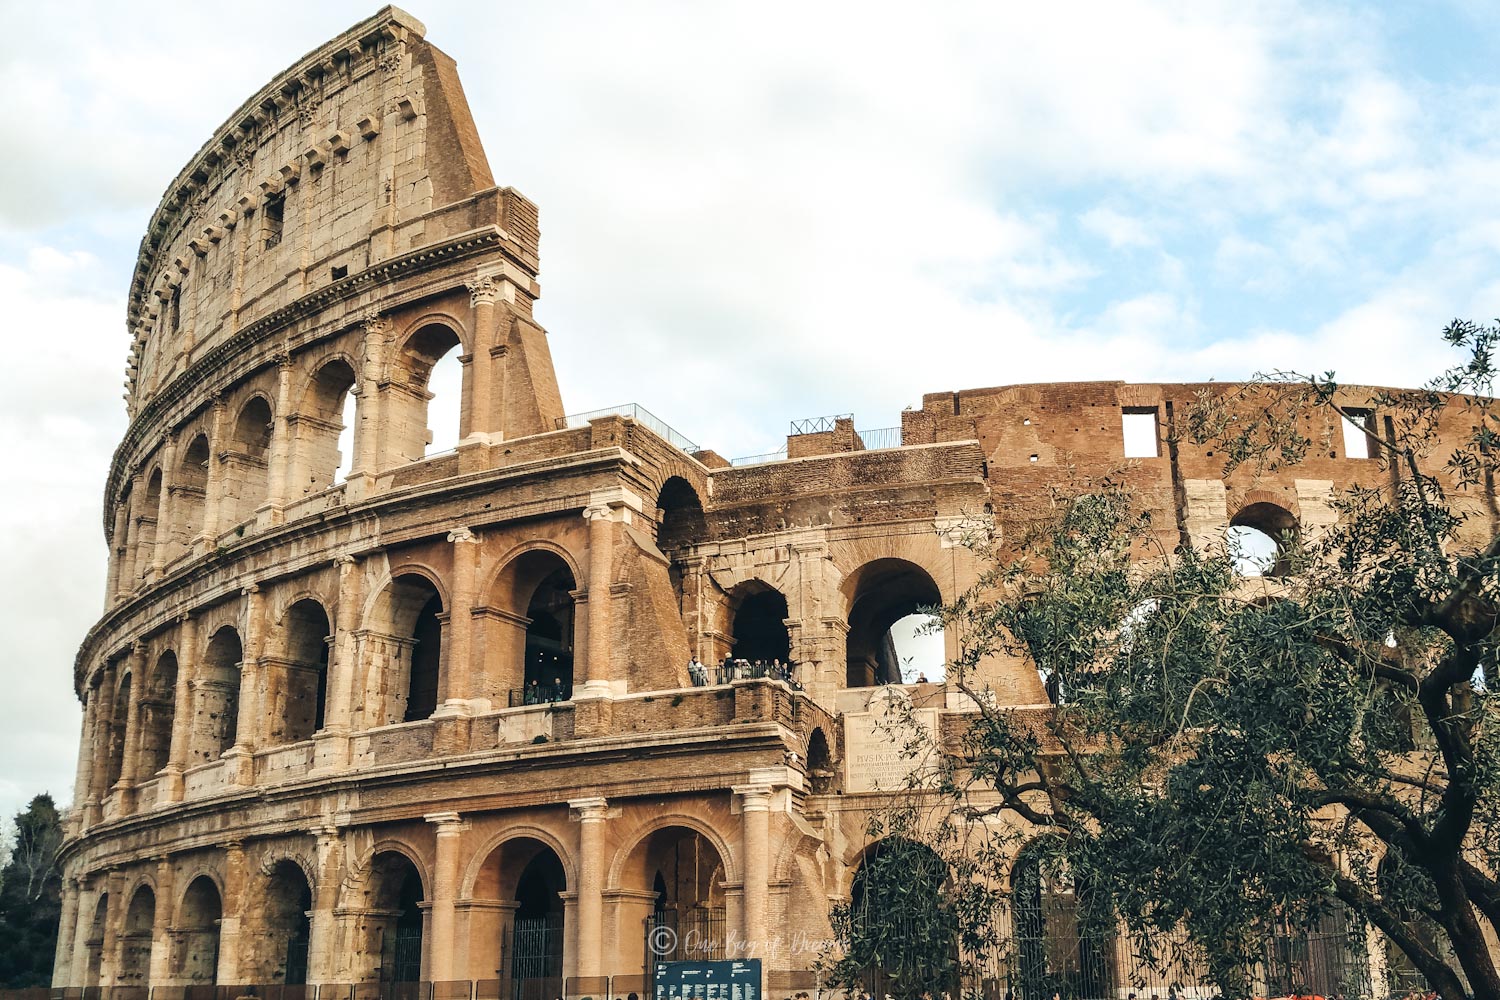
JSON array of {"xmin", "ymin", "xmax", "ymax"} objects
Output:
[{"xmin": 54, "ymin": 6, "xmax": 1495, "ymax": 997}]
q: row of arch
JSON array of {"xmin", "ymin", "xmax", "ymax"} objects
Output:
[
  {"xmin": 113, "ymin": 319, "xmax": 467, "ymax": 594},
  {"xmin": 80, "ymin": 822, "xmax": 734, "ymax": 989}
]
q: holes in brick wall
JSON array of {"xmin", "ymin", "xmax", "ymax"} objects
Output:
[{"xmin": 330, "ymin": 264, "xmax": 348, "ymax": 280}]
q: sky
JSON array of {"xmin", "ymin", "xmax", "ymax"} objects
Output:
[{"xmin": 4, "ymin": 0, "xmax": 1500, "ymax": 820}]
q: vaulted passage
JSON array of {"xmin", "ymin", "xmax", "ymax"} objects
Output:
[
  {"xmin": 224, "ymin": 395, "xmax": 273, "ymax": 527},
  {"xmin": 473, "ymin": 838, "xmax": 567, "ymax": 999},
  {"xmin": 174, "ymin": 876, "xmax": 222, "ymax": 985},
  {"xmin": 290, "ymin": 359, "xmax": 357, "ymax": 495},
  {"xmin": 367, "ymin": 574, "xmax": 445, "ymax": 724},
  {"xmin": 117, "ymin": 885, "xmax": 155, "ymax": 985},
  {"xmin": 849, "ymin": 838, "xmax": 957, "ymax": 997},
  {"xmin": 622, "ymin": 827, "xmax": 727, "ymax": 968},
  {"xmin": 844, "ymin": 559, "xmax": 943, "ymax": 686},
  {"xmin": 728, "ymin": 584, "xmax": 790, "ymax": 664},
  {"xmin": 240, "ymin": 860, "xmax": 312, "ymax": 985},
  {"xmin": 139, "ymin": 652, "xmax": 177, "ymax": 777},
  {"xmin": 272, "ymin": 598, "xmax": 331, "ymax": 745},
  {"xmin": 353, "ymin": 853, "xmax": 425, "ymax": 985},
  {"xmin": 197, "ymin": 626, "xmax": 243, "ymax": 762}
]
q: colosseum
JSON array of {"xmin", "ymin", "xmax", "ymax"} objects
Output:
[{"xmin": 52, "ymin": 6, "xmax": 1476, "ymax": 1000}]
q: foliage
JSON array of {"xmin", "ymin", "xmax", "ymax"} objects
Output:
[
  {"xmin": 832, "ymin": 322, "xmax": 1500, "ymax": 1000},
  {"xmin": 0, "ymin": 795, "xmax": 63, "ymax": 987}
]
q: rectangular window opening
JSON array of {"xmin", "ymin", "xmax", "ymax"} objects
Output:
[
  {"xmin": 263, "ymin": 196, "xmax": 285, "ymax": 249},
  {"xmin": 1342, "ymin": 409, "xmax": 1376, "ymax": 459},
  {"xmin": 1122, "ymin": 408, "xmax": 1160, "ymax": 458}
]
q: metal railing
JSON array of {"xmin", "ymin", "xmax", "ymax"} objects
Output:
[
  {"xmin": 856, "ymin": 426, "xmax": 902, "ymax": 450},
  {"xmin": 788, "ymin": 413, "xmax": 852, "ymax": 435},
  {"xmin": 554, "ymin": 404, "xmax": 700, "ymax": 455},
  {"xmin": 689, "ymin": 659, "xmax": 799, "ymax": 687},
  {"xmin": 507, "ymin": 684, "xmax": 574, "ymax": 707},
  {"xmin": 728, "ymin": 446, "xmax": 786, "ymax": 466}
]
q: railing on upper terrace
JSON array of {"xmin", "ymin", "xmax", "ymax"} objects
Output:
[
  {"xmin": 554, "ymin": 403, "xmax": 700, "ymax": 454},
  {"xmin": 857, "ymin": 425, "xmax": 901, "ymax": 450},
  {"xmin": 788, "ymin": 413, "xmax": 852, "ymax": 435}
]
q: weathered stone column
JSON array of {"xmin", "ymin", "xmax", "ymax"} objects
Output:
[
  {"xmin": 224, "ymin": 585, "xmax": 262, "ymax": 785},
  {"xmin": 215, "ymin": 841, "xmax": 247, "ymax": 984},
  {"xmin": 439, "ymin": 527, "xmax": 480, "ymax": 713},
  {"xmin": 99, "ymin": 869, "xmax": 124, "ymax": 985},
  {"xmin": 52, "ymin": 875, "xmax": 81, "ymax": 986},
  {"xmin": 307, "ymin": 825, "xmax": 343, "ymax": 985},
  {"xmin": 263, "ymin": 354, "xmax": 295, "ymax": 513},
  {"xmin": 68, "ymin": 877, "xmax": 99, "ymax": 987},
  {"xmin": 108, "ymin": 500, "xmax": 131, "ymax": 606},
  {"xmin": 315, "ymin": 555, "xmax": 361, "ymax": 772},
  {"xmin": 152, "ymin": 434, "xmax": 178, "ymax": 577},
  {"xmin": 161, "ymin": 614, "xmax": 198, "ymax": 803},
  {"xmin": 198, "ymin": 396, "xmax": 227, "ymax": 552},
  {"xmin": 424, "ymin": 812, "xmax": 468, "ymax": 982},
  {"xmin": 68, "ymin": 695, "xmax": 96, "ymax": 834},
  {"xmin": 464, "ymin": 274, "xmax": 499, "ymax": 440},
  {"xmin": 123, "ymin": 471, "xmax": 147, "ymax": 592},
  {"xmin": 734, "ymin": 783, "xmax": 772, "ymax": 959},
  {"xmin": 113, "ymin": 644, "xmax": 147, "ymax": 812},
  {"xmin": 147, "ymin": 857, "xmax": 175, "ymax": 983},
  {"xmin": 582, "ymin": 500, "xmax": 618, "ymax": 696},
  {"xmin": 348, "ymin": 315, "xmax": 389, "ymax": 500},
  {"xmin": 569, "ymin": 797, "xmax": 609, "ymax": 978}
]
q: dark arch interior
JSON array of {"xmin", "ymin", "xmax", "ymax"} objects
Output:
[
  {"xmin": 523, "ymin": 562, "xmax": 576, "ymax": 702},
  {"xmin": 202, "ymin": 627, "xmax": 243, "ymax": 759},
  {"xmin": 370, "ymin": 853, "xmax": 424, "ymax": 985},
  {"xmin": 234, "ymin": 397, "xmax": 274, "ymax": 457},
  {"xmin": 806, "ymin": 727, "xmax": 835, "ymax": 794},
  {"xmin": 730, "ymin": 586, "xmax": 790, "ymax": 663},
  {"xmin": 408, "ymin": 592, "xmax": 443, "ymax": 721},
  {"xmin": 140, "ymin": 652, "xmax": 177, "ymax": 776},
  {"xmin": 844, "ymin": 559, "xmax": 943, "ymax": 687},
  {"xmin": 656, "ymin": 476, "xmax": 705, "ymax": 552},
  {"xmin": 118, "ymin": 886, "xmax": 155, "ymax": 984},
  {"xmin": 105, "ymin": 672, "xmax": 132, "ymax": 788},
  {"xmin": 281, "ymin": 599, "xmax": 331, "ymax": 743},
  {"xmin": 636, "ymin": 827, "xmax": 727, "ymax": 961},
  {"xmin": 512, "ymin": 847, "xmax": 565, "ymax": 982},
  {"xmin": 264, "ymin": 860, "xmax": 313, "ymax": 986},
  {"xmin": 178, "ymin": 876, "xmax": 222, "ymax": 985},
  {"xmin": 850, "ymin": 838, "xmax": 956, "ymax": 994}
]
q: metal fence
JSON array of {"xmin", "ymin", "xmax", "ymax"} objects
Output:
[
  {"xmin": 855, "ymin": 426, "xmax": 902, "ymax": 450},
  {"xmin": 554, "ymin": 404, "xmax": 700, "ymax": 455}
]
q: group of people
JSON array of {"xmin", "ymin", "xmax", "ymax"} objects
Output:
[
  {"xmin": 687, "ymin": 654, "xmax": 801, "ymax": 687},
  {"xmin": 521, "ymin": 675, "xmax": 572, "ymax": 705}
]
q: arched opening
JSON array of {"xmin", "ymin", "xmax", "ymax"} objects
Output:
[
  {"xmin": 175, "ymin": 876, "xmax": 222, "ymax": 985},
  {"xmin": 226, "ymin": 396, "xmax": 274, "ymax": 528},
  {"xmin": 137, "ymin": 469, "xmax": 163, "ymax": 582},
  {"xmin": 275, "ymin": 599, "xmax": 331, "ymax": 744},
  {"xmin": 84, "ymin": 893, "xmax": 107, "ymax": 986},
  {"xmin": 290, "ymin": 359, "xmax": 357, "ymax": 496},
  {"xmin": 847, "ymin": 838, "xmax": 958, "ymax": 998},
  {"xmin": 1011, "ymin": 840, "xmax": 1113, "ymax": 1000},
  {"xmin": 242, "ymin": 861, "xmax": 312, "ymax": 986},
  {"xmin": 806, "ymin": 726, "xmax": 835, "ymax": 794},
  {"xmin": 623, "ymin": 827, "xmax": 727, "ymax": 967},
  {"xmin": 655, "ymin": 477, "xmax": 705, "ymax": 553},
  {"xmin": 139, "ymin": 652, "xmax": 177, "ymax": 777},
  {"xmin": 727, "ymin": 584, "xmax": 791, "ymax": 668},
  {"xmin": 118, "ymin": 885, "xmax": 155, "ymax": 984},
  {"xmin": 356, "ymin": 853, "xmax": 424, "ymax": 986},
  {"xmin": 492, "ymin": 551, "xmax": 577, "ymax": 706},
  {"xmin": 199, "ymin": 627, "xmax": 243, "ymax": 762},
  {"xmin": 843, "ymin": 559, "xmax": 944, "ymax": 687},
  {"xmin": 1228, "ymin": 502, "xmax": 1299, "ymax": 577},
  {"xmin": 104, "ymin": 672, "xmax": 132, "ymax": 789},
  {"xmin": 473, "ymin": 838, "xmax": 566, "ymax": 999},
  {"xmin": 175, "ymin": 435, "xmax": 210, "ymax": 557},
  {"xmin": 367, "ymin": 574, "xmax": 445, "ymax": 724},
  {"xmin": 392, "ymin": 324, "xmax": 464, "ymax": 462}
]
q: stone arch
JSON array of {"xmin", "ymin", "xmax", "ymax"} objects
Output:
[
  {"xmin": 462, "ymin": 824, "xmax": 578, "ymax": 899},
  {"xmin": 1010, "ymin": 835, "xmax": 1115, "ymax": 999},
  {"xmin": 805, "ymin": 725, "xmax": 836, "ymax": 795},
  {"xmin": 136, "ymin": 466, "xmax": 164, "ymax": 583},
  {"xmin": 103, "ymin": 667, "xmax": 134, "ymax": 789},
  {"xmin": 345, "ymin": 844, "xmax": 428, "ymax": 986},
  {"xmin": 1228, "ymin": 499, "xmax": 1300, "ymax": 577},
  {"xmin": 139, "ymin": 650, "xmax": 178, "ymax": 777},
  {"xmin": 174, "ymin": 433, "xmax": 211, "ymax": 556},
  {"xmin": 346, "ymin": 837, "xmax": 434, "ymax": 899},
  {"xmin": 841, "ymin": 557, "xmax": 945, "ymax": 686},
  {"xmin": 607, "ymin": 811, "xmax": 740, "ymax": 890},
  {"xmin": 269, "ymin": 597, "xmax": 333, "ymax": 744},
  {"xmin": 489, "ymin": 546, "xmax": 580, "ymax": 705},
  {"xmin": 173, "ymin": 874, "xmax": 223, "ymax": 985},
  {"xmin": 725, "ymin": 580, "xmax": 791, "ymax": 666},
  {"xmin": 846, "ymin": 836, "xmax": 959, "ymax": 994},
  {"xmin": 654, "ymin": 475, "xmax": 706, "ymax": 553},
  {"xmin": 364, "ymin": 569, "xmax": 447, "ymax": 725},
  {"xmin": 83, "ymin": 891, "xmax": 108, "ymax": 986},
  {"xmin": 615, "ymin": 819, "xmax": 733, "ymax": 965},
  {"xmin": 389, "ymin": 317, "xmax": 468, "ymax": 463},
  {"xmin": 195, "ymin": 625, "xmax": 243, "ymax": 762},
  {"xmin": 117, "ymin": 881, "xmax": 156, "ymax": 984},
  {"xmin": 289, "ymin": 355, "xmax": 359, "ymax": 495},
  {"xmin": 241, "ymin": 856, "xmax": 315, "ymax": 985},
  {"xmin": 468, "ymin": 830, "xmax": 570, "ymax": 992},
  {"xmin": 170, "ymin": 865, "xmax": 225, "ymax": 917},
  {"xmin": 225, "ymin": 393, "xmax": 275, "ymax": 527}
]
